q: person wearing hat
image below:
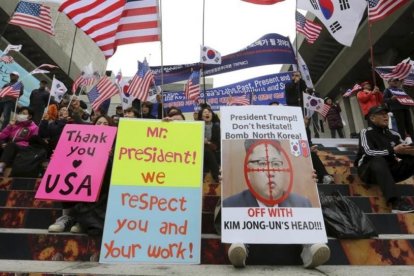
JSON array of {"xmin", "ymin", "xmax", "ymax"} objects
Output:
[
  {"xmin": 0, "ymin": 72, "xmax": 24, "ymax": 130},
  {"xmin": 383, "ymin": 78, "xmax": 414, "ymax": 144},
  {"xmin": 356, "ymin": 81, "xmax": 383, "ymax": 119},
  {"xmin": 29, "ymin": 80, "xmax": 50, "ymax": 125},
  {"xmin": 354, "ymin": 105, "xmax": 414, "ymax": 213}
]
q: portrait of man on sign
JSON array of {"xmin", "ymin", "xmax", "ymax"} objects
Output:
[{"xmin": 223, "ymin": 139, "xmax": 318, "ymax": 208}]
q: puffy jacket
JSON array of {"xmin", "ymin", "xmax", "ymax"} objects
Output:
[
  {"xmin": 357, "ymin": 90, "xmax": 383, "ymax": 116},
  {"xmin": 0, "ymin": 120, "xmax": 39, "ymax": 147}
]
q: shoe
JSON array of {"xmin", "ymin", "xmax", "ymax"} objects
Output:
[
  {"xmin": 322, "ymin": 175, "xmax": 335, "ymax": 185},
  {"xmin": 70, "ymin": 222, "xmax": 83, "ymax": 233},
  {"xmin": 301, "ymin": 243, "xmax": 330, "ymax": 269},
  {"xmin": 228, "ymin": 243, "xmax": 247, "ymax": 268},
  {"xmin": 391, "ymin": 199, "xmax": 414, "ymax": 214},
  {"xmin": 48, "ymin": 215, "xmax": 74, "ymax": 232}
]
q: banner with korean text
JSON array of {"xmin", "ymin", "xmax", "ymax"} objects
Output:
[
  {"xmin": 100, "ymin": 119, "xmax": 203, "ymax": 264},
  {"xmin": 35, "ymin": 124, "xmax": 117, "ymax": 202},
  {"xmin": 220, "ymin": 106, "xmax": 327, "ymax": 244},
  {"xmin": 163, "ymin": 72, "xmax": 291, "ymax": 112}
]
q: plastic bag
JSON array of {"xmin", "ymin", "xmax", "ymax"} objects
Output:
[{"xmin": 320, "ymin": 192, "xmax": 377, "ymax": 239}]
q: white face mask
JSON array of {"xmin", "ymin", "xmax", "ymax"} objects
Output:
[{"xmin": 16, "ymin": 114, "xmax": 29, "ymax": 122}]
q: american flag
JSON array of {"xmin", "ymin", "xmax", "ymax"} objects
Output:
[
  {"xmin": 303, "ymin": 93, "xmax": 331, "ymax": 117},
  {"xmin": 296, "ymin": 12, "xmax": 322, "ymax": 44},
  {"xmin": 184, "ymin": 70, "xmax": 200, "ymax": 101},
  {"xmin": 127, "ymin": 59, "xmax": 154, "ymax": 101},
  {"xmin": 88, "ymin": 77, "xmax": 118, "ymax": 111},
  {"xmin": 9, "ymin": 1, "xmax": 54, "ymax": 36},
  {"xmin": 381, "ymin": 62, "xmax": 412, "ymax": 80},
  {"xmin": 376, "ymin": 66, "xmax": 414, "ymax": 87},
  {"xmin": 0, "ymin": 82, "xmax": 22, "ymax": 99},
  {"xmin": 368, "ymin": 0, "xmax": 409, "ymax": 22},
  {"xmin": 0, "ymin": 56, "xmax": 14, "ymax": 64},
  {"xmin": 59, "ymin": 0, "xmax": 160, "ymax": 59},
  {"xmin": 242, "ymin": 0, "xmax": 285, "ymax": 4},
  {"xmin": 343, "ymin": 83, "xmax": 362, "ymax": 97},
  {"xmin": 227, "ymin": 95, "xmax": 250, "ymax": 106},
  {"xmin": 71, "ymin": 72, "xmax": 100, "ymax": 93}
]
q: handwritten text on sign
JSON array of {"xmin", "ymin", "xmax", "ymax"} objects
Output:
[
  {"xmin": 100, "ymin": 119, "xmax": 203, "ymax": 264},
  {"xmin": 35, "ymin": 124, "xmax": 117, "ymax": 202}
]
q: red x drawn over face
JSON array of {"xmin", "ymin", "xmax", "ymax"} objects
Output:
[{"xmin": 244, "ymin": 140, "xmax": 293, "ymax": 206}]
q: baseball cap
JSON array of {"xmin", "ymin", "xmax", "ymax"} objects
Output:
[
  {"xmin": 10, "ymin": 71, "xmax": 19, "ymax": 77},
  {"xmin": 367, "ymin": 105, "xmax": 389, "ymax": 116}
]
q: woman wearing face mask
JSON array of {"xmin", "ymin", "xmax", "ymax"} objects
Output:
[{"xmin": 0, "ymin": 107, "xmax": 39, "ymax": 174}]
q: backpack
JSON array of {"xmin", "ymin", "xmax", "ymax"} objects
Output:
[{"xmin": 11, "ymin": 146, "xmax": 48, "ymax": 178}]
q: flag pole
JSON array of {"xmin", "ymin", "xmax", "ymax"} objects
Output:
[
  {"xmin": 159, "ymin": 0, "xmax": 164, "ymax": 118},
  {"xmin": 67, "ymin": 27, "xmax": 78, "ymax": 77},
  {"xmin": 201, "ymin": 0, "xmax": 207, "ymax": 104},
  {"xmin": 44, "ymin": 75, "xmax": 54, "ymax": 114},
  {"xmin": 367, "ymin": 16, "xmax": 377, "ymax": 87}
]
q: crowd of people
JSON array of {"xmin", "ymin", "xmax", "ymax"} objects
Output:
[{"xmin": 1, "ymin": 70, "xmax": 414, "ymax": 268}]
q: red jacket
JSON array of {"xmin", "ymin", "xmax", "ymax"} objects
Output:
[
  {"xmin": 0, "ymin": 120, "xmax": 39, "ymax": 147},
  {"xmin": 357, "ymin": 90, "xmax": 383, "ymax": 116}
]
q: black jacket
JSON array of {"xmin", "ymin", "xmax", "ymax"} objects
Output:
[
  {"xmin": 285, "ymin": 79, "xmax": 307, "ymax": 107},
  {"xmin": 354, "ymin": 124, "xmax": 402, "ymax": 168}
]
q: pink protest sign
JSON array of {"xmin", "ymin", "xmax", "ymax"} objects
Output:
[{"xmin": 35, "ymin": 124, "xmax": 117, "ymax": 202}]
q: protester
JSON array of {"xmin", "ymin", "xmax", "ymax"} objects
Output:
[
  {"xmin": 0, "ymin": 72, "xmax": 24, "ymax": 130},
  {"xmin": 285, "ymin": 71, "xmax": 307, "ymax": 109},
  {"xmin": 0, "ymin": 107, "xmax": 39, "ymax": 175},
  {"xmin": 223, "ymin": 139, "xmax": 330, "ymax": 268},
  {"xmin": 48, "ymin": 114, "xmax": 115, "ymax": 234},
  {"xmin": 90, "ymin": 108, "xmax": 107, "ymax": 124},
  {"xmin": 356, "ymin": 81, "xmax": 383, "ymax": 119},
  {"xmin": 39, "ymin": 106, "xmax": 71, "ymax": 156},
  {"xmin": 324, "ymin": 97, "xmax": 344, "ymax": 138},
  {"xmin": 198, "ymin": 106, "xmax": 221, "ymax": 165},
  {"xmin": 68, "ymin": 96, "xmax": 89, "ymax": 123},
  {"xmin": 124, "ymin": 107, "xmax": 139, "ymax": 118},
  {"xmin": 383, "ymin": 78, "xmax": 414, "ymax": 144},
  {"xmin": 115, "ymin": 105, "xmax": 124, "ymax": 117},
  {"xmin": 139, "ymin": 101, "xmax": 156, "ymax": 119},
  {"xmin": 111, "ymin": 115, "xmax": 120, "ymax": 126},
  {"xmin": 355, "ymin": 105, "xmax": 414, "ymax": 213},
  {"xmin": 29, "ymin": 80, "xmax": 50, "ymax": 125}
]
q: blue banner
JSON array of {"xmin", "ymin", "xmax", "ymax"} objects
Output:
[
  {"xmin": 151, "ymin": 34, "xmax": 295, "ymax": 85},
  {"xmin": 163, "ymin": 72, "xmax": 292, "ymax": 113}
]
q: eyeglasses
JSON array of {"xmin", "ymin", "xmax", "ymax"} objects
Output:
[{"xmin": 248, "ymin": 159, "xmax": 283, "ymax": 169}]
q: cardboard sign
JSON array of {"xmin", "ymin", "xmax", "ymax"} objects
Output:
[
  {"xmin": 35, "ymin": 124, "xmax": 117, "ymax": 202},
  {"xmin": 220, "ymin": 106, "xmax": 327, "ymax": 244},
  {"xmin": 100, "ymin": 119, "xmax": 203, "ymax": 264}
]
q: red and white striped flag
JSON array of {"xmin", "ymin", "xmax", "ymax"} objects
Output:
[
  {"xmin": 128, "ymin": 59, "xmax": 154, "ymax": 101},
  {"xmin": 380, "ymin": 61, "xmax": 412, "ymax": 80},
  {"xmin": 30, "ymin": 63, "xmax": 58, "ymax": 75},
  {"xmin": 0, "ymin": 82, "xmax": 22, "ymax": 99},
  {"xmin": 303, "ymin": 93, "xmax": 330, "ymax": 117},
  {"xmin": 59, "ymin": 0, "xmax": 160, "ymax": 59},
  {"xmin": 368, "ymin": 0, "xmax": 409, "ymax": 22},
  {"xmin": 227, "ymin": 95, "xmax": 250, "ymax": 106},
  {"xmin": 184, "ymin": 70, "xmax": 200, "ymax": 101},
  {"xmin": 9, "ymin": 1, "xmax": 54, "ymax": 36},
  {"xmin": 0, "ymin": 56, "xmax": 14, "ymax": 64},
  {"xmin": 343, "ymin": 83, "xmax": 362, "ymax": 97},
  {"xmin": 90, "ymin": 77, "xmax": 119, "ymax": 111},
  {"xmin": 296, "ymin": 12, "xmax": 322, "ymax": 44}
]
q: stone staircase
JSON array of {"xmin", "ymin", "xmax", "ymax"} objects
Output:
[{"xmin": 1, "ymin": 138, "xmax": 414, "ymax": 274}]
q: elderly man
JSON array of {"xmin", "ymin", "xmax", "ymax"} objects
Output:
[
  {"xmin": 355, "ymin": 105, "xmax": 414, "ymax": 213},
  {"xmin": 223, "ymin": 139, "xmax": 330, "ymax": 269}
]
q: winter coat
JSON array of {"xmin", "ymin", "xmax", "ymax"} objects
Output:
[
  {"xmin": 357, "ymin": 90, "xmax": 383, "ymax": 116},
  {"xmin": 325, "ymin": 104, "xmax": 343, "ymax": 129},
  {"xmin": 0, "ymin": 120, "xmax": 39, "ymax": 147}
]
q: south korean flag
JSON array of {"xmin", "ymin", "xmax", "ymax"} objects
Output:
[
  {"xmin": 290, "ymin": 140, "xmax": 302, "ymax": 157},
  {"xmin": 200, "ymin": 45, "xmax": 222, "ymax": 65},
  {"xmin": 297, "ymin": 0, "xmax": 367, "ymax": 46}
]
